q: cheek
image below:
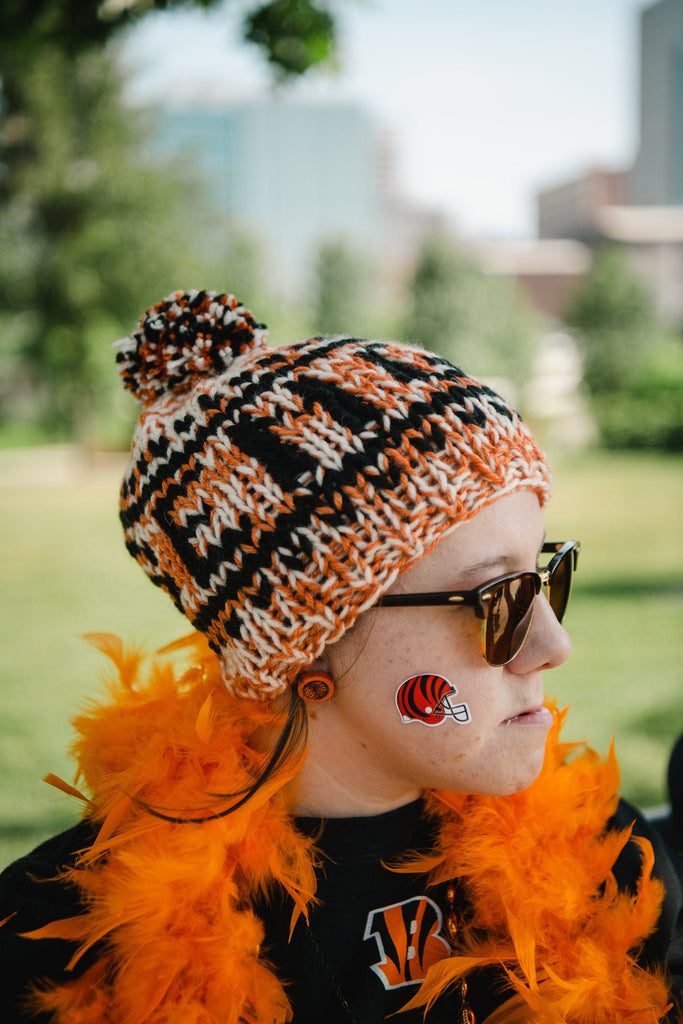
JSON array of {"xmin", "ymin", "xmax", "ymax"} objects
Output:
[{"xmin": 330, "ymin": 610, "xmax": 496, "ymax": 735}]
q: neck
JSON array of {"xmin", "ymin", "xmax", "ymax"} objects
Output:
[{"xmin": 290, "ymin": 757, "xmax": 422, "ymax": 818}]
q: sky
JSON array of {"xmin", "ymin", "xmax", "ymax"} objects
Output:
[{"xmin": 120, "ymin": 0, "xmax": 647, "ymax": 239}]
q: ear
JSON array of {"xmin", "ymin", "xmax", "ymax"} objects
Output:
[{"xmin": 308, "ymin": 654, "xmax": 333, "ymax": 674}]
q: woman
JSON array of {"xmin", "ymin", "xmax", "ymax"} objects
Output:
[{"xmin": 1, "ymin": 289, "xmax": 680, "ymax": 1023}]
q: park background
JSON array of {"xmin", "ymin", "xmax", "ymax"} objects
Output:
[{"xmin": 1, "ymin": 0, "xmax": 682, "ymax": 867}]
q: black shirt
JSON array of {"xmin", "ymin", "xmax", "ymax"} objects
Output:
[{"xmin": 256, "ymin": 799, "xmax": 505, "ymax": 1022}]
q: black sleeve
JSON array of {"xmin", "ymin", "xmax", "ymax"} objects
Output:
[
  {"xmin": 610, "ymin": 799, "xmax": 683, "ymax": 1021},
  {"xmin": 0, "ymin": 822, "xmax": 97, "ymax": 1023}
]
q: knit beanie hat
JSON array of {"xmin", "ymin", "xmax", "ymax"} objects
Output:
[{"xmin": 117, "ymin": 289, "xmax": 551, "ymax": 700}]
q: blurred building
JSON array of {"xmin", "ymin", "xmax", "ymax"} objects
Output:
[
  {"xmin": 469, "ymin": 238, "xmax": 591, "ymax": 320},
  {"xmin": 537, "ymin": 0, "xmax": 683, "ymax": 234},
  {"xmin": 152, "ymin": 100, "xmax": 381, "ymax": 290},
  {"xmin": 150, "ymin": 99, "xmax": 435, "ymax": 294},
  {"xmin": 524, "ymin": 0, "xmax": 683, "ymax": 325},
  {"xmin": 537, "ymin": 168, "xmax": 629, "ymax": 243},
  {"xmin": 631, "ymin": 0, "xmax": 683, "ymax": 205},
  {"xmin": 534, "ymin": 174, "xmax": 683, "ymax": 325}
]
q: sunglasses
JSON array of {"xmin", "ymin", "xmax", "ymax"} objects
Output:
[{"xmin": 376, "ymin": 540, "xmax": 580, "ymax": 667}]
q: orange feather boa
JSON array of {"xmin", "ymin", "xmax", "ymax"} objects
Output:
[{"xmin": 22, "ymin": 633, "xmax": 673, "ymax": 1023}]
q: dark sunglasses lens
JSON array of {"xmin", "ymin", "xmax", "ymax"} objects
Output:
[
  {"xmin": 548, "ymin": 550, "xmax": 573, "ymax": 622},
  {"xmin": 485, "ymin": 575, "xmax": 538, "ymax": 666}
]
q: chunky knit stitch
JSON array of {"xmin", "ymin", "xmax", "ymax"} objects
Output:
[{"xmin": 117, "ymin": 289, "xmax": 551, "ymax": 698}]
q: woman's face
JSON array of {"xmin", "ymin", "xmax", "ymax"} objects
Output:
[{"xmin": 296, "ymin": 489, "xmax": 572, "ymax": 816}]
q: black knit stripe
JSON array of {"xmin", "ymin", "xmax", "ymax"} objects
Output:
[
  {"xmin": 145, "ymin": 376, "xmax": 470, "ymax": 600},
  {"xmin": 122, "ymin": 391, "xmax": 521, "ymax": 624},
  {"xmin": 123, "ymin": 426, "xmax": 521, "ymax": 624},
  {"xmin": 162, "ymin": 445, "xmax": 399, "ymax": 628},
  {"xmin": 178, "ymin": 418, "xmax": 500, "ymax": 638},
  {"xmin": 123, "ymin": 349, "xmax": 493, "ymax": 518},
  {"xmin": 132, "ymin": 425, "xmax": 533, "ymax": 665},
  {"xmin": 203, "ymin": 498, "xmax": 400, "ymax": 657}
]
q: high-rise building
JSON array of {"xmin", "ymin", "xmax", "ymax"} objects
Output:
[
  {"xmin": 151, "ymin": 100, "xmax": 385, "ymax": 290},
  {"xmin": 631, "ymin": 0, "xmax": 683, "ymax": 204}
]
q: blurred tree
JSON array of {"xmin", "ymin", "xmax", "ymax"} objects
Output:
[
  {"xmin": 1, "ymin": 3, "xmax": 338, "ymax": 227},
  {"xmin": 0, "ymin": 2, "xmax": 338, "ymax": 218},
  {"xmin": 0, "ymin": 1, "xmax": 337, "ymax": 80},
  {"xmin": 0, "ymin": 0, "xmax": 336, "ymax": 176},
  {"xmin": 563, "ymin": 245, "xmax": 682, "ymax": 450},
  {"xmin": 1, "ymin": 0, "xmax": 334, "ymax": 443},
  {"xmin": 244, "ymin": 0, "xmax": 336, "ymax": 77},
  {"xmin": 593, "ymin": 338, "xmax": 683, "ymax": 451},
  {"xmin": 563, "ymin": 245, "xmax": 659, "ymax": 394},
  {"xmin": 401, "ymin": 235, "xmax": 536, "ymax": 392},
  {"xmin": 0, "ymin": 45, "xmax": 258, "ymax": 442},
  {"xmin": 311, "ymin": 239, "xmax": 365, "ymax": 336}
]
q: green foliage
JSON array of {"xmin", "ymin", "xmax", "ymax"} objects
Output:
[
  {"xmin": 2, "ymin": 0, "xmax": 123, "ymax": 60},
  {"xmin": 244, "ymin": 0, "xmax": 337, "ymax": 77},
  {"xmin": 0, "ymin": 46, "xmax": 197, "ymax": 437},
  {"xmin": 400, "ymin": 235, "xmax": 536, "ymax": 390},
  {"xmin": 0, "ymin": 0, "xmax": 339, "ymax": 443},
  {"xmin": 1, "ymin": 1, "xmax": 336, "ymax": 76},
  {"xmin": 563, "ymin": 246, "xmax": 682, "ymax": 450},
  {"xmin": 0, "ymin": 44, "xmax": 266, "ymax": 444},
  {"xmin": 311, "ymin": 239, "xmax": 366, "ymax": 335},
  {"xmin": 592, "ymin": 337, "xmax": 683, "ymax": 451},
  {"xmin": 564, "ymin": 245, "xmax": 659, "ymax": 394}
]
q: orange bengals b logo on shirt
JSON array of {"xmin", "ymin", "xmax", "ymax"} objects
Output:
[{"xmin": 363, "ymin": 896, "xmax": 451, "ymax": 989}]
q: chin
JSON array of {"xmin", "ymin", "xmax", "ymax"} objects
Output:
[
  {"xmin": 434, "ymin": 763, "xmax": 544, "ymax": 798},
  {"xmin": 473, "ymin": 749, "xmax": 547, "ymax": 798},
  {"xmin": 426, "ymin": 734, "xmax": 549, "ymax": 797},
  {"xmin": 498, "ymin": 756, "xmax": 546, "ymax": 796}
]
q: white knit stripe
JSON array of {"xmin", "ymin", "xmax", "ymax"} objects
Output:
[{"xmin": 303, "ymin": 347, "xmax": 468, "ymax": 411}]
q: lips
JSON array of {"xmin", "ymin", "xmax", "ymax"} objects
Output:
[{"xmin": 502, "ymin": 706, "xmax": 554, "ymax": 727}]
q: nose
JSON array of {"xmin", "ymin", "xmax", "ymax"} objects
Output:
[{"xmin": 507, "ymin": 591, "xmax": 572, "ymax": 674}]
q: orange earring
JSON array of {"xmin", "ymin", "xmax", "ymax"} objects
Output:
[{"xmin": 297, "ymin": 669, "xmax": 335, "ymax": 703}]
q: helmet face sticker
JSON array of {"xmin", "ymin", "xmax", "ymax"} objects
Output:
[{"xmin": 395, "ymin": 674, "xmax": 471, "ymax": 727}]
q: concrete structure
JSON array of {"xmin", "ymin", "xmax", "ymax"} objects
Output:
[
  {"xmin": 470, "ymin": 238, "xmax": 591, "ymax": 320},
  {"xmin": 537, "ymin": 0, "xmax": 683, "ymax": 222},
  {"xmin": 152, "ymin": 100, "xmax": 386, "ymax": 291},
  {"xmin": 631, "ymin": 0, "xmax": 683, "ymax": 205},
  {"xmin": 537, "ymin": 169, "xmax": 629, "ymax": 242},
  {"xmin": 528, "ymin": 0, "xmax": 683, "ymax": 326}
]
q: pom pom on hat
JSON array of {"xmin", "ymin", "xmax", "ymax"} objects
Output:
[{"xmin": 115, "ymin": 289, "xmax": 268, "ymax": 405}]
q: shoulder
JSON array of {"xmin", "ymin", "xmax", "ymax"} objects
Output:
[
  {"xmin": 0, "ymin": 821, "xmax": 97, "ymax": 1023},
  {"xmin": 1, "ymin": 820, "xmax": 96, "ymax": 919}
]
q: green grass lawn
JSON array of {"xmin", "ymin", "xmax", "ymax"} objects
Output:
[
  {"xmin": 1, "ymin": 447, "xmax": 681, "ymax": 868},
  {"xmin": 542, "ymin": 450, "xmax": 683, "ymax": 810}
]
